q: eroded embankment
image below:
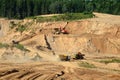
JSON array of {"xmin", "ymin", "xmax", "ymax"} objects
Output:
[
  {"xmin": 0, "ymin": 15, "xmax": 120, "ymax": 62},
  {"xmin": 38, "ymin": 20, "xmax": 120, "ymax": 54},
  {"xmin": 0, "ymin": 19, "xmax": 10, "ymax": 37}
]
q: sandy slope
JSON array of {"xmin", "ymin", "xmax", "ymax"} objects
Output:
[{"xmin": 0, "ymin": 13, "xmax": 120, "ymax": 80}]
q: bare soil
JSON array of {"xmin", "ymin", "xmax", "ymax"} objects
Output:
[{"xmin": 0, "ymin": 13, "xmax": 120, "ymax": 80}]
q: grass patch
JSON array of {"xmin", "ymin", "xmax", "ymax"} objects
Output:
[
  {"xmin": 79, "ymin": 62, "xmax": 96, "ymax": 68},
  {"xmin": 100, "ymin": 59, "xmax": 120, "ymax": 64},
  {"xmin": 0, "ymin": 43, "xmax": 9, "ymax": 48},
  {"xmin": 16, "ymin": 24, "xmax": 27, "ymax": 33},
  {"xmin": 0, "ymin": 42, "xmax": 30, "ymax": 52},
  {"xmin": 28, "ymin": 12, "xmax": 94, "ymax": 22},
  {"xmin": 14, "ymin": 44, "xmax": 30, "ymax": 52},
  {"xmin": 9, "ymin": 21, "xmax": 17, "ymax": 29}
]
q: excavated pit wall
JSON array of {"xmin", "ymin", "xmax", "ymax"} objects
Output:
[
  {"xmin": 43, "ymin": 20, "xmax": 120, "ymax": 54},
  {"xmin": 0, "ymin": 18, "xmax": 120, "ymax": 59}
]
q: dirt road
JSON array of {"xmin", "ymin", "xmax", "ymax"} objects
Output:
[{"xmin": 0, "ymin": 61, "xmax": 120, "ymax": 80}]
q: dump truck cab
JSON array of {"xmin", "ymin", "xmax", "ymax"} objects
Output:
[{"xmin": 59, "ymin": 55, "xmax": 71, "ymax": 61}]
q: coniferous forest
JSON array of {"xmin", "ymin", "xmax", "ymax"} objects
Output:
[{"xmin": 0, "ymin": 0, "xmax": 120, "ymax": 19}]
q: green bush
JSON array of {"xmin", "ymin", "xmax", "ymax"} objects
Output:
[
  {"xmin": 0, "ymin": 43, "xmax": 9, "ymax": 48},
  {"xmin": 79, "ymin": 62, "xmax": 96, "ymax": 68},
  {"xmin": 100, "ymin": 59, "xmax": 120, "ymax": 64},
  {"xmin": 36, "ymin": 16, "xmax": 55, "ymax": 22},
  {"xmin": 16, "ymin": 25, "xmax": 26, "ymax": 33},
  {"xmin": 30, "ymin": 12, "xmax": 94, "ymax": 22},
  {"xmin": 58, "ymin": 13, "xmax": 94, "ymax": 20},
  {"xmin": 14, "ymin": 44, "xmax": 30, "ymax": 52},
  {"xmin": 9, "ymin": 21, "xmax": 17, "ymax": 29}
]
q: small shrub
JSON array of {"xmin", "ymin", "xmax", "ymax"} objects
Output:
[
  {"xmin": 60, "ymin": 13, "xmax": 73, "ymax": 20},
  {"xmin": 79, "ymin": 62, "xmax": 96, "ymax": 68},
  {"xmin": 100, "ymin": 59, "xmax": 120, "ymax": 64},
  {"xmin": 14, "ymin": 44, "xmax": 30, "ymax": 52},
  {"xmin": 0, "ymin": 43, "xmax": 9, "ymax": 48},
  {"xmin": 16, "ymin": 25, "xmax": 26, "ymax": 33},
  {"xmin": 9, "ymin": 21, "xmax": 17, "ymax": 29},
  {"xmin": 30, "ymin": 12, "xmax": 94, "ymax": 22}
]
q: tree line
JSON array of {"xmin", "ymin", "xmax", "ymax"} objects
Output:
[{"xmin": 0, "ymin": 0, "xmax": 120, "ymax": 19}]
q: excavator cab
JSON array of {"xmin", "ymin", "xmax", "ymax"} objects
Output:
[
  {"xmin": 53, "ymin": 27, "xmax": 69, "ymax": 34},
  {"xmin": 75, "ymin": 52, "xmax": 85, "ymax": 59}
]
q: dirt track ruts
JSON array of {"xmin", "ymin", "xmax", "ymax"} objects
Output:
[{"xmin": 0, "ymin": 62, "xmax": 120, "ymax": 80}]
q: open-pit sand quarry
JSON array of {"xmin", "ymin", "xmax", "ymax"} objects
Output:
[{"xmin": 0, "ymin": 13, "xmax": 120, "ymax": 80}]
